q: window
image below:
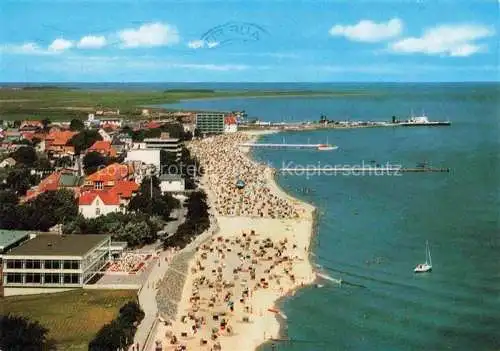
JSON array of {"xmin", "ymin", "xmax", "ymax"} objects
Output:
[
  {"xmin": 52, "ymin": 260, "xmax": 60, "ymax": 269},
  {"xmin": 71, "ymin": 274, "xmax": 80, "ymax": 284},
  {"xmin": 6, "ymin": 273, "xmax": 22, "ymax": 283},
  {"xmin": 63, "ymin": 260, "xmax": 79, "ymax": 270},
  {"xmin": 95, "ymin": 182, "xmax": 103, "ymax": 190},
  {"xmin": 96, "ymin": 207, "xmax": 101, "ymax": 216},
  {"xmin": 13, "ymin": 260, "xmax": 23, "ymax": 269},
  {"xmin": 6, "ymin": 260, "xmax": 14, "ymax": 269},
  {"xmin": 27, "ymin": 260, "xmax": 42, "ymax": 269},
  {"xmin": 26, "ymin": 273, "xmax": 41, "ymax": 283},
  {"xmin": 44, "ymin": 273, "xmax": 60, "ymax": 284},
  {"xmin": 44, "ymin": 261, "xmax": 52, "ymax": 269}
]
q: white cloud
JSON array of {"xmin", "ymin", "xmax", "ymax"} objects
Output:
[
  {"xmin": 0, "ymin": 42, "xmax": 46, "ymax": 55},
  {"xmin": 187, "ymin": 40, "xmax": 205, "ymax": 49},
  {"xmin": 389, "ymin": 24, "xmax": 494, "ymax": 57},
  {"xmin": 48, "ymin": 38, "xmax": 73, "ymax": 52},
  {"xmin": 329, "ymin": 18, "xmax": 403, "ymax": 42},
  {"xmin": 118, "ymin": 22, "xmax": 180, "ymax": 48},
  {"xmin": 187, "ymin": 40, "xmax": 219, "ymax": 49},
  {"xmin": 169, "ymin": 63, "xmax": 249, "ymax": 71},
  {"xmin": 77, "ymin": 35, "xmax": 107, "ymax": 49}
]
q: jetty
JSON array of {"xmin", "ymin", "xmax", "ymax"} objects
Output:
[
  {"xmin": 279, "ymin": 166, "xmax": 450, "ymax": 173},
  {"xmin": 240, "ymin": 143, "xmax": 338, "ymax": 150}
]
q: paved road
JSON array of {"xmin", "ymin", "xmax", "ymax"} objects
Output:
[{"xmin": 130, "ymin": 200, "xmax": 186, "ymax": 351}]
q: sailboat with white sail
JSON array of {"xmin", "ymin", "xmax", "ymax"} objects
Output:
[{"xmin": 414, "ymin": 240, "xmax": 432, "ymax": 273}]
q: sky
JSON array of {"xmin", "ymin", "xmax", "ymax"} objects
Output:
[{"xmin": 0, "ymin": 0, "xmax": 498, "ymax": 82}]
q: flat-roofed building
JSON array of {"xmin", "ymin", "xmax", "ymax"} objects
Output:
[
  {"xmin": 143, "ymin": 133, "xmax": 181, "ymax": 160},
  {"xmin": 196, "ymin": 112, "xmax": 225, "ymax": 134},
  {"xmin": 2, "ymin": 234, "xmax": 110, "ymax": 288},
  {"xmin": 0, "ymin": 230, "xmax": 31, "ymax": 254},
  {"xmin": 125, "ymin": 149, "xmax": 161, "ymax": 170},
  {"xmin": 159, "ymin": 174, "xmax": 185, "ymax": 193},
  {"xmin": 0, "ymin": 230, "xmax": 33, "ymax": 296}
]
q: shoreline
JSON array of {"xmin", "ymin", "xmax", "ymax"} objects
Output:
[
  {"xmin": 247, "ymin": 131, "xmax": 319, "ymax": 350},
  {"xmin": 154, "ymin": 132, "xmax": 317, "ymax": 351}
]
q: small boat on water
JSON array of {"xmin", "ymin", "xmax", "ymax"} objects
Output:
[
  {"xmin": 414, "ymin": 240, "xmax": 432, "ymax": 273},
  {"xmin": 317, "ymin": 137, "xmax": 338, "ymax": 151}
]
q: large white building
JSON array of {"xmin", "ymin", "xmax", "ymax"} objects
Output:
[
  {"xmin": 143, "ymin": 133, "xmax": 182, "ymax": 160},
  {"xmin": 2, "ymin": 234, "xmax": 111, "ymax": 288},
  {"xmin": 125, "ymin": 149, "xmax": 161, "ymax": 171}
]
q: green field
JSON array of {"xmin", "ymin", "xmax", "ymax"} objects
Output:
[
  {"xmin": 0, "ymin": 87, "xmax": 371, "ymax": 120},
  {"xmin": 0, "ymin": 289, "xmax": 137, "ymax": 350}
]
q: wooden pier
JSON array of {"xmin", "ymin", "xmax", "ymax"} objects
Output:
[
  {"xmin": 279, "ymin": 167, "xmax": 450, "ymax": 173},
  {"xmin": 240, "ymin": 143, "xmax": 337, "ymax": 150}
]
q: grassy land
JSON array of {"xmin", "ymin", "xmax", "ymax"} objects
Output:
[
  {"xmin": 0, "ymin": 87, "xmax": 371, "ymax": 120},
  {"xmin": 0, "ymin": 289, "xmax": 137, "ymax": 350}
]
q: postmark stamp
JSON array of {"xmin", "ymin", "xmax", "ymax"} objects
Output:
[{"xmin": 199, "ymin": 21, "xmax": 268, "ymax": 48}]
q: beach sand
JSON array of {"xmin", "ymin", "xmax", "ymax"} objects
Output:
[{"xmin": 153, "ymin": 132, "xmax": 316, "ymax": 351}]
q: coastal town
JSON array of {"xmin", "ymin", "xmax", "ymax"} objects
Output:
[{"xmin": 0, "ymin": 106, "xmax": 317, "ymax": 351}]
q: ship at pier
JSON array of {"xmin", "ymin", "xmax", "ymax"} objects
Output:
[{"xmin": 395, "ymin": 113, "xmax": 451, "ymax": 126}]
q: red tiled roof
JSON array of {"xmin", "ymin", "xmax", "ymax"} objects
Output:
[
  {"xmin": 86, "ymin": 163, "xmax": 131, "ymax": 182},
  {"xmin": 87, "ymin": 140, "xmax": 117, "ymax": 157},
  {"xmin": 78, "ymin": 190, "xmax": 120, "ymax": 206},
  {"xmin": 24, "ymin": 172, "xmax": 61, "ymax": 201},
  {"xmin": 111, "ymin": 180, "xmax": 139, "ymax": 198},
  {"xmin": 224, "ymin": 116, "xmax": 237, "ymax": 125},
  {"xmin": 21, "ymin": 132, "xmax": 35, "ymax": 140},
  {"xmin": 46, "ymin": 130, "xmax": 78, "ymax": 146},
  {"xmin": 144, "ymin": 121, "xmax": 163, "ymax": 129}
]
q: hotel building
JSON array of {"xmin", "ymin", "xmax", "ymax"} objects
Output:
[{"xmin": 2, "ymin": 234, "xmax": 111, "ymax": 288}]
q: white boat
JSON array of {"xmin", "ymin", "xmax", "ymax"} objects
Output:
[
  {"xmin": 317, "ymin": 136, "xmax": 338, "ymax": 151},
  {"xmin": 399, "ymin": 112, "xmax": 451, "ymax": 126},
  {"xmin": 414, "ymin": 240, "xmax": 432, "ymax": 273}
]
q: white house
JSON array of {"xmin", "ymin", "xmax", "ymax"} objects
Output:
[
  {"xmin": 78, "ymin": 191, "xmax": 122, "ymax": 218},
  {"xmin": 159, "ymin": 174, "xmax": 185, "ymax": 193}
]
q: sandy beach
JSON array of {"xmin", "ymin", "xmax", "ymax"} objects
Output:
[{"xmin": 153, "ymin": 132, "xmax": 316, "ymax": 351}]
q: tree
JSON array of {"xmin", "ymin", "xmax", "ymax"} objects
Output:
[
  {"xmin": 11, "ymin": 146, "xmax": 37, "ymax": 166},
  {"xmin": 5, "ymin": 168, "xmax": 37, "ymax": 195},
  {"xmin": 0, "ymin": 314, "xmax": 54, "ymax": 350},
  {"xmin": 83, "ymin": 151, "xmax": 106, "ymax": 175},
  {"xmin": 19, "ymin": 189, "xmax": 78, "ymax": 231},
  {"xmin": 69, "ymin": 118, "xmax": 85, "ymax": 131},
  {"xmin": 89, "ymin": 301, "xmax": 144, "ymax": 351},
  {"xmin": 128, "ymin": 176, "xmax": 179, "ymax": 220},
  {"xmin": 0, "ymin": 190, "xmax": 19, "ymax": 229},
  {"xmin": 160, "ymin": 150, "xmax": 178, "ymax": 168},
  {"xmin": 194, "ymin": 128, "xmax": 202, "ymax": 138},
  {"xmin": 41, "ymin": 118, "xmax": 51, "ymax": 130},
  {"xmin": 69, "ymin": 130, "xmax": 102, "ymax": 155}
]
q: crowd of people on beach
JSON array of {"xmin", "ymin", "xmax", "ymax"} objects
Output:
[
  {"xmin": 158, "ymin": 229, "xmax": 308, "ymax": 351},
  {"xmin": 189, "ymin": 133, "xmax": 301, "ymax": 219}
]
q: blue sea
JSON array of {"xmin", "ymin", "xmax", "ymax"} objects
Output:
[
  {"xmin": 13, "ymin": 82, "xmax": 499, "ymax": 350},
  {"xmin": 161, "ymin": 83, "xmax": 500, "ymax": 351}
]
